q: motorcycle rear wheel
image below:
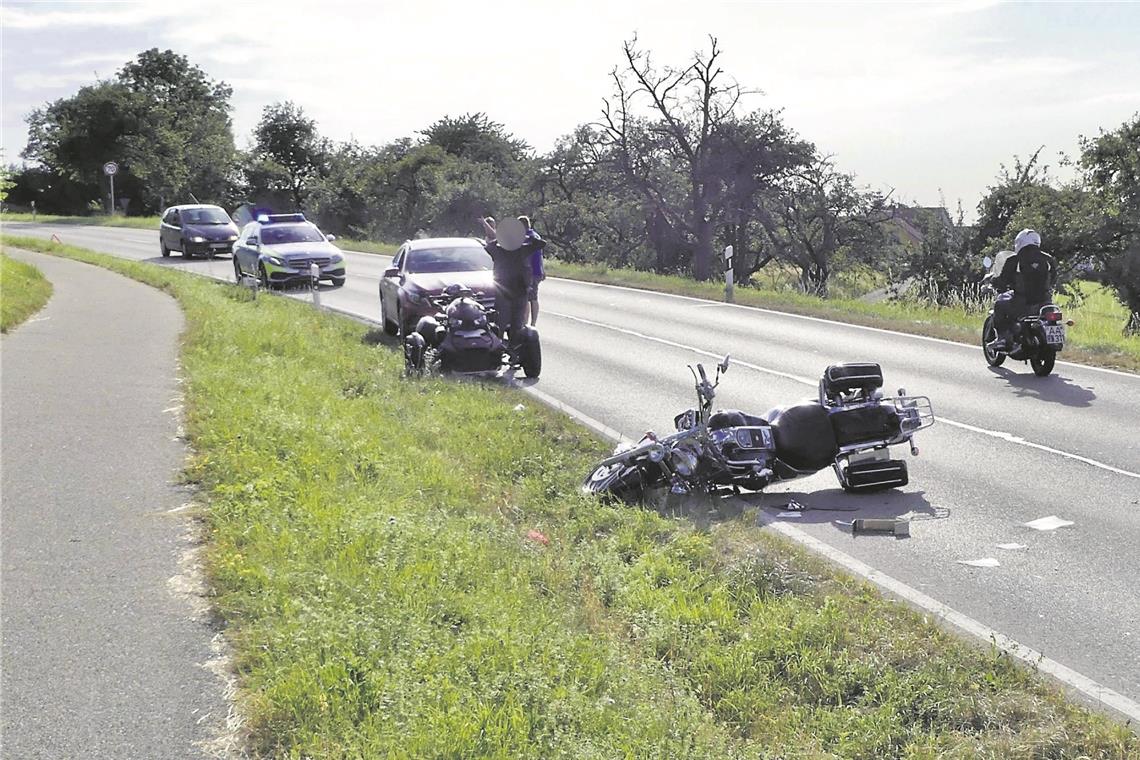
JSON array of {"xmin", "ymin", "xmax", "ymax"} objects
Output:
[
  {"xmin": 1030, "ymin": 349, "xmax": 1056, "ymax": 377},
  {"xmin": 982, "ymin": 316, "xmax": 1006, "ymax": 367}
]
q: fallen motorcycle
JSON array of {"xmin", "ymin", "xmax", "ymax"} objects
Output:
[
  {"xmin": 404, "ymin": 283, "xmax": 541, "ymax": 378},
  {"xmin": 981, "ymin": 254, "xmax": 1070, "ymax": 377},
  {"xmin": 583, "ymin": 356, "xmax": 934, "ymax": 503}
]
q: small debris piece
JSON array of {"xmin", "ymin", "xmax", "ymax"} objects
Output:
[
  {"xmin": 526, "ymin": 529, "xmax": 549, "ymax": 545},
  {"xmin": 958, "ymin": 558, "xmax": 1001, "ymax": 568},
  {"xmin": 1024, "ymin": 515, "xmax": 1074, "ymax": 531},
  {"xmin": 849, "ymin": 518, "xmax": 910, "ymax": 537},
  {"xmin": 513, "ymin": 404, "xmax": 526, "ymax": 412},
  {"xmin": 996, "ymin": 542, "xmax": 1027, "ymax": 550},
  {"xmin": 776, "ymin": 511, "xmax": 803, "ymax": 518}
]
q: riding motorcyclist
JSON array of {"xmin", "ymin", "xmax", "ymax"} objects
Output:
[
  {"xmin": 989, "ymin": 228, "xmax": 1057, "ymax": 351},
  {"xmin": 480, "ymin": 216, "xmax": 543, "ymax": 357}
]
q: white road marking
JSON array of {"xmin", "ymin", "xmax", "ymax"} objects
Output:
[
  {"xmin": 549, "ymin": 276, "xmax": 1140, "ymax": 380},
  {"xmin": 522, "ymin": 379, "xmax": 1140, "ymax": 727},
  {"xmin": 549, "ymin": 310, "xmax": 1140, "ymax": 481}
]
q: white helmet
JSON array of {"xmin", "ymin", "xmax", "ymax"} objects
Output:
[{"xmin": 1013, "ymin": 228, "xmax": 1041, "ymax": 254}]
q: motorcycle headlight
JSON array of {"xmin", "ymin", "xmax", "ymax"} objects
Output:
[
  {"xmin": 669, "ymin": 446, "xmax": 699, "ymax": 477},
  {"xmin": 191, "ymin": 236, "xmax": 206, "ymax": 243}
]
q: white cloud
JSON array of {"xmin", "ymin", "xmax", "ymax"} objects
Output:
[{"xmin": 0, "ymin": 3, "xmax": 179, "ymax": 30}]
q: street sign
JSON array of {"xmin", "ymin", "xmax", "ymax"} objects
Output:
[{"xmin": 103, "ymin": 161, "xmax": 118, "ymax": 176}]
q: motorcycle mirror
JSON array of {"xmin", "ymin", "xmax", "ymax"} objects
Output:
[
  {"xmin": 718, "ymin": 355, "xmax": 731, "ymax": 374},
  {"xmin": 982, "ymin": 255, "xmax": 993, "ymax": 269}
]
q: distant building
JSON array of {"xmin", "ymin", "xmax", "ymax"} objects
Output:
[{"xmin": 887, "ymin": 206, "xmax": 954, "ymax": 249}]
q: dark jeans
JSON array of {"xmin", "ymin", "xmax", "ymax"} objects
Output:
[
  {"xmin": 994, "ymin": 294, "xmax": 1045, "ymax": 339},
  {"xmin": 496, "ymin": 282, "xmax": 528, "ymax": 348}
]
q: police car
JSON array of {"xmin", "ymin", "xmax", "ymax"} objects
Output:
[{"xmin": 232, "ymin": 213, "xmax": 346, "ymax": 288}]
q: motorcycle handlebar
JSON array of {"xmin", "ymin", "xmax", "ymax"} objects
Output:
[{"xmin": 698, "ymin": 364, "xmax": 708, "ymax": 382}]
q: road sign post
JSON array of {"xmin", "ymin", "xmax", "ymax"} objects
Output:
[{"xmin": 103, "ymin": 162, "xmax": 118, "ymax": 216}]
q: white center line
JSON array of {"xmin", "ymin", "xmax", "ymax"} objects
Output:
[{"xmin": 549, "ymin": 310, "xmax": 1140, "ymax": 481}]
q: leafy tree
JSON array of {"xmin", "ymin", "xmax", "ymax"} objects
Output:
[
  {"xmin": 420, "ymin": 113, "xmax": 529, "ymax": 175},
  {"xmin": 20, "ymin": 49, "xmax": 235, "ymax": 213},
  {"xmin": 1080, "ymin": 113, "xmax": 1140, "ymax": 331},
  {"xmin": 250, "ymin": 102, "xmax": 328, "ymax": 209}
]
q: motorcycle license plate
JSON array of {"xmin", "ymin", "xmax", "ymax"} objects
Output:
[{"xmin": 1044, "ymin": 324, "xmax": 1065, "ymax": 345}]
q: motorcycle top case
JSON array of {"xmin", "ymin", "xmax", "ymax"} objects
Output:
[{"xmin": 822, "ymin": 363, "xmax": 884, "ymax": 397}]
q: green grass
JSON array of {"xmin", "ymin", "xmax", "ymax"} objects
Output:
[
  {"xmin": 338, "ymin": 236, "xmax": 400, "ymax": 255},
  {"xmin": 3, "ymin": 233, "xmax": 1136, "ymax": 758},
  {"xmin": 547, "ymin": 260, "xmax": 1140, "ymax": 374},
  {"xmin": 1, "ymin": 211, "xmax": 161, "ymax": 229},
  {"xmin": 1, "ymin": 253, "xmax": 53, "ymax": 332}
]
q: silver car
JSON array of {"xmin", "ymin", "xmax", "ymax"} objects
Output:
[{"xmin": 231, "ymin": 213, "xmax": 346, "ymax": 288}]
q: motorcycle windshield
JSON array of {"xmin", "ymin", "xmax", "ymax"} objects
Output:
[{"xmin": 990, "ymin": 250, "xmax": 1014, "ymax": 274}]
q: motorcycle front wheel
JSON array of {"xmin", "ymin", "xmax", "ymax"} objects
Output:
[
  {"xmin": 1030, "ymin": 349, "xmax": 1056, "ymax": 377},
  {"xmin": 982, "ymin": 315, "xmax": 1006, "ymax": 367},
  {"xmin": 583, "ymin": 461, "xmax": 651, "ymax": 503}
]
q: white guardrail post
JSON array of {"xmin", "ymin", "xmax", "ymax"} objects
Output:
[
  {"xmin": 310, "ymin": 263, "xmax": 321, "ymax": 308},
  {"xmin": 724, "ymin": 245, "xmax": 734, "ymax": 303}
]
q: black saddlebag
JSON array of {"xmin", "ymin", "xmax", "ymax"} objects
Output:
[
  {"xmin": 821, "ymin": 363, "xmax": 884, "ymax": 400},
  {"xmin": 769, "ymin": 402, "xmax": 839, "ymax": 472},
  {"xmin": 439, "ymin": 331, "xmax": 502, "ymax": 373},
  {"xmin": 830, "ymin": 405, "xmax": 901, "ymax": 447}
]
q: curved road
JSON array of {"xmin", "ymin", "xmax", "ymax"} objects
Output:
[{"xmin": 7, "ymin": 221, "xmax": 1139, "ymax": 719}]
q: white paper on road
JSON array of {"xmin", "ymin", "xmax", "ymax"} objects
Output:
[
  {"xmin": 1024, "ymin": 515, "xmax": 1075, "ymax": 531},
  {"xmin": 996, "ymin": 543, "xmax": 1028, "ymax": 550},
  {"xmin": 777, "ymin": 511, "xmax": 803, "ymax": 518},
  {"xmin": 957, "ymin": 558, "xmax": 1001, "ymax": 568}
]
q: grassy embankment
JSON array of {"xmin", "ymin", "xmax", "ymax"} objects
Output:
[
  {"xmin": 1, "ymin": 211, "xmax": 161, "ymax": 229},
  {"xmin": 4, "ymin": 234, "xmax": 1134, "ymax": 758},
  {"xmin": 546, "ymin": 260, "xmax": 1140, "ymax": 374},
  {"xmin": 1, "ymin": 253, "xmax": 53, "ymax": 332}
]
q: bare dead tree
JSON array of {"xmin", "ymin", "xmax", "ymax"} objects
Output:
[{"xmin": 597, "ymin": 35, "xmax": 751, "ymax": 280}]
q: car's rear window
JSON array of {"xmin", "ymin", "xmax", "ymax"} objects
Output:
[
  {"xmin": 406, "ymin": 247, "xmax": 492, "ymax": 273},
  {"xmin": 261, "ymin": 224, "xmax": 326, "ymax": 244},
  {"xmin": 182, "ymin": 207, "xmax": 231, "ymax": 225}
]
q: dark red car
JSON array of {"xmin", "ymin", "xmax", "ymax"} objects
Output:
[{"xmin": 379, "ymin": 238, "xmax": 496, "ymax": 335}]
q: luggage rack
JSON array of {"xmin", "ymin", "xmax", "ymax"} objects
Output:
[{"xmin": 892, "ymin": 395, "xmax": 934, "ymax": 434}]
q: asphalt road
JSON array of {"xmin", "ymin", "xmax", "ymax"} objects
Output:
[
  {"xmin": 7, "ymin": 221, "xmax": 1139, "ymax": 716},
  {"xmin": 1, "ymin": 248, "xmax": 226, "ymax": 758}
]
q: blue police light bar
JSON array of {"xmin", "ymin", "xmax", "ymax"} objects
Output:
[{"xmin": 264, "ymin": 213, "xmax": 307, "ymax": 224}]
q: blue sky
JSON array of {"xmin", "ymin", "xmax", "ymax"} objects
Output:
[{"xmin": 2, "ymin": 1, "xmax": 1138, "ymax": 217}]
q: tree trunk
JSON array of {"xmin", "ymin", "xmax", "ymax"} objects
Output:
[{"xmin": 693, "ymin": 217, "xmax": 714, "ymax": 281}]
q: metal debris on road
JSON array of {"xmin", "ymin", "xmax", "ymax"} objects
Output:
[
  {"xmin": 837, "ymin": 518, "xmax": 911, "ymax": 537},
  {"xmin": 958, "ymin": 557, "xmax": 1001, "ymax": 568},
  {"xmin": 1024, "ymin": 515, "xmax": 1075, "ymax": 531},
  {"xmin": 996, "ymin": 542, "xmax": 1028, "ymax": 550}
]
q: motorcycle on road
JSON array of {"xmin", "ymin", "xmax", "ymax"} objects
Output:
[
  {"xmin": 981, "ymin": 253, "xmax": 1070, "ymax": 377},
  {"xmin": 583, "ymin": 356, "xmax": 934, "ymax": 503}
]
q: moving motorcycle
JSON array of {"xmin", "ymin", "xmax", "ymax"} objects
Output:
[
  {"xmin": 981, "ymin": 253, "xmax": 1070, "ymax": 377},
  {"xmin": 583, "ymin": 356, "xmax": 934, "ymax": 503},
  {"xmin": 404, "ymin": 283, "xmax": 541, "ymax": 378}
]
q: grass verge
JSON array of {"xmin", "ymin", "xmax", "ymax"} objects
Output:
[
  {"xmin": 546, "ymin": 260, "xmax": 1140, "ymax": 374},
  {"xmin": 2, "ymin": 233, "xmax": 1136, "ymax": 758},
  {"xmin": 1, "ymin": 211, "xmax": 161, "ymax": 229},
  {"xmin": 1, "ymin": 253, "xmax": 53, "ymax": 332}
]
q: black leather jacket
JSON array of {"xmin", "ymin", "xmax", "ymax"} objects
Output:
[{"xmin": 993, "ymin": 245, "xmax": 1057, "ymax": 303}]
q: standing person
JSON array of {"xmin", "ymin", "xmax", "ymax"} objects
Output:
[
  {"xmin": 480, "ymin": 216, "xmax": 542, "ymax": 356},
  {"xmin": 518, "ymin": 215, "xmax": 546, "ymax": 326},
  {"xmin": 990, "ymin": 228, "xmax": 1057, "ymax": 350}
]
